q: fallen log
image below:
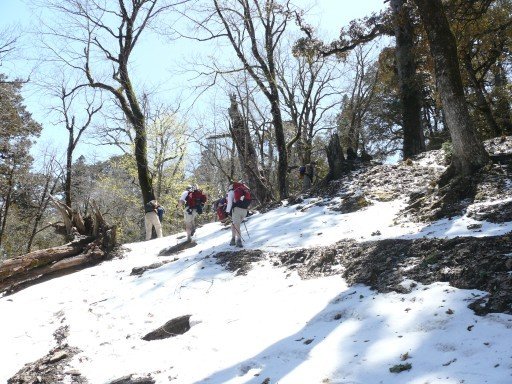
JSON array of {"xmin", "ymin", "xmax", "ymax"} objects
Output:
[
  {"xmin": 0, "ymin": 198, "xmax": 117, "ymax": 296},
  {"xmin": 0, "ymin": 237, "xmax": 92, "ymax": 282}
]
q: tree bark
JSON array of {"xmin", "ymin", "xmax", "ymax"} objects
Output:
[
  {"xmin": 493, "ymin": 61, "xmax": 512, "ymax": 135},
  {"xmin": 324, "ymin": 133, "xmax": 346, "ymax": 183},
  {"xmin": 228, "ymin": 94, "xmax": 274, "ymax": 205},
  {"xmin": 413, "ymin": 0, "xmax": 488, "ymax": 177},
  {"xmin": 119, "ymin": 58, "xmax": 155, "ymax": 204},
  {"xmin": 391, "ymin": 0, "xmax": 425, "ymax": 159}
]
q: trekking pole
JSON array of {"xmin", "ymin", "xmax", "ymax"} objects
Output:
[
  {"xmin": 233, "ymin": 224, "xmax": 245, "ymax": 243},
  {"xmin": 242, "ymin": 220, "xmax": 250, "ymax": 239}
]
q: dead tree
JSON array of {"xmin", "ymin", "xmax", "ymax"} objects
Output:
[
  {"xmin": 0, "ymin": 198, "xmax": 116, "ymax": 295},
  {"xmin": 324, "ymin": 133, "xmax": 346, "ymax": 183},
  {"xmin": 228, "ymin": 94, "xmax": 274, "ymax": 205}
]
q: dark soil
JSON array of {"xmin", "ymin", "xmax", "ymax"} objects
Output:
[
  {"xmin": 7, "ymin": 326, "xmax": 86, "ymax": 384},
  {"xmin": 276, "ymin": 234, "xmax": 512, "ymax": 315},
  {"xmin": 219, "ymin": 233, "xmax": 512, "ymax": 315},
  {"xmin": 214, "ymin": 249, "xmax": 266, "ymax": 276}
]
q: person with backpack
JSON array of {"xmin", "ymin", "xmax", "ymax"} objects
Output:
[
  {"xmin": 213, "ymin": 195, "xmax": 228, "ymax": 222},
  {"xmin": 144, "ymin": 199, "xmax": 163, "ymax": 241},
  {"xmin": 226, "ymin": 180, "xmax": 251, "ymax": 248},
  {"xmin": 178, "ymin": 184, "xmax": 207, "ymax": 242}
]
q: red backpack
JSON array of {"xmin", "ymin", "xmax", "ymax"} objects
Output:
[
  {"xmin": 233, "ymin": 182, "xmax": 251, "ymax": 209},
  {"xmin": 215, "ymin": 197, "xmax": 228, "ymax": 221},
  {"xmin": 186, "ymin": 189, "xmax": 207, "ymax": 210}
]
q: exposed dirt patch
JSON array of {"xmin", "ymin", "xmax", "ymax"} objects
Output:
[
  {"xmin": 8, "ymin": 326, "xmax": 86, "ymax": 384},
  {"xmin": 211, "ymin": 235, "xmax": 511, "ymax": 315},
  {"xmin": 247, "ymin": 137, "xmax": 512, "ymax": 316},
  {"xmin": 215, "ymin": 249, "xmax": 266, "ymax": 276},
  {"xmin": 289, "ymin": 137, "xmax": 512, "ymax": 226},
  {"xmin": 274, "ymin": 234, "xmax": 512, "ymax": 315}
]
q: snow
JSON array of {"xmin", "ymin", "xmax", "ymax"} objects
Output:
[{"xmin": 1, "ymin": 197, "xmax": 512, "ymax": 384}]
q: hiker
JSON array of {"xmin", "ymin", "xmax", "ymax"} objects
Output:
[
  {"xmin": 213, "ymin": 196, "xmax": 228, "ymax": 222},
  {"xmin": 226, "ymin": 180, "xmax": 251, "ymax": 248},
  {"xmin": 299, "ymin": 162, "xmax": 315, "ymax": 192},
  {"xmin": 144, "ymin": 199, "xmax": 163, "ymax": 241},
  {"xmin": 178, "ymin": 184, "xmax": 207, "ymax": 242}
]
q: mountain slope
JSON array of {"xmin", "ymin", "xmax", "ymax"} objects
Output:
[{"xmin": 2, "ymin": 141, "xmax": 512, "ymax": 384}]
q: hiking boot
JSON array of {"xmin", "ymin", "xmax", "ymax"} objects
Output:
[
  {"xmin": 236, "ymin": 239, "xmax": 243, "ymax": 248},
  {"xmin": 229, "ymin": 237, "xmax": 236, "ymax": 246}
]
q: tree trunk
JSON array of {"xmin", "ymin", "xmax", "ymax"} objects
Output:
[
  {"xmin": 27, "ymin": 175, "xmax": 59, "ymax": 253},
  {"xmin": 493, "ymin": 61, "xmax": 512, "ymax": 135},
  {"xmin": 301, "ymin": 163, "xmax": 315, "ymax": 192},
  {"xmin": 65, "ymin": 136, "xmax": 73, "ymax": 207},
  {"xmin": 0, "ymin": 167, "xmax": 15, "ymax": 247},
  {"xmin": 119, "ymin": 60, "xmax": 155, "ymax": 205},
  {"xmin": 228, "ymin": 94, "xmax": 274, "ymax": 205},
  {"xmin": 462, "ymin": 53, "xmax": 501, "ymax": 137},
  {"xmin": 413, "ymin": 0, "xmax": 488, "ymax": 177},
  {"xmin": 270, "ymin": 95, "xmax": 289, "ymax": 200},
  {"xmin": 0, "ymin": 198, "xmax": 116, "ymax": 295},
  {"xmin": 391, "ymin": 0, "xmax": 425, "ymax": 159},
  {"xmin": 324, "ymin": 133, "xmax": 346, "ymax": 183}
]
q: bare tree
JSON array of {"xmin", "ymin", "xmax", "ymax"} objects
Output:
[
  {"xmin": 337, "ymin": 46, "xmax": 380, "ymax": 156},
  {"xmin": 0, "ymin": 26, "xmax": 18, "ymax": 69},
  {"xmin": 202, "ymin": 0, "xmax": 295, "ymax": 200},
  {"xmin": 44, "ymin": 76, "xmax": 103, "ymax": 207},
  {"xmin": 144, "ymin": 101, "xmax": 187, "ymax": 199},
  {"xmin": 26, "ymin": 150, "xmax": 62, "ymax": 253},
  {"xmin": 228, "ymin": 93, "xmax": 274, "ymax": 204},
  {"xmin": 40, "ymin": 0, "xmax": 189, "ymax": 204},
  {"xmin": 276, "ymin": 47, "xmax": 342, "ymax": 165}
]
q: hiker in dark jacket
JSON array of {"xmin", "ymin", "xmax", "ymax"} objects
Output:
[{"xmin": 144, "ymin": 200, "xmax": 163, "ymax": 240}]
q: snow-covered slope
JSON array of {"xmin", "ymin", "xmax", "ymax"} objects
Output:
[{"xmin": 2, "ymin": 187, "xmax": 512, "ymax": 384}]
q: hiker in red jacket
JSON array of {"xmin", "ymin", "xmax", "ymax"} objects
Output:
[
  {"xmin": 226, "ymin": 181, "xmax": 251, "ymax": 248},
  {"xmin": 178, "ymin": 185, "xmax": 207, "ymax": 242}
]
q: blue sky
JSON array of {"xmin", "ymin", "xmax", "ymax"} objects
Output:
[{"xmin": 1, "ymin": 0, "xmax": 387, "ymax": 164}]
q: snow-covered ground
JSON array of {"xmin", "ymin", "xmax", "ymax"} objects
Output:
[{"xmin": 1, "ymin": 198, "xmax": 512, "ymax": 383}]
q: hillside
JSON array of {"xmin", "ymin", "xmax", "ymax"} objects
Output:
[{"xmin": 1, "ymin": 140, "xmax": 512, "ymax": 384}]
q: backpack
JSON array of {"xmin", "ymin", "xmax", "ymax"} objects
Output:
[
  {"xmin": 233, "ymin": 182, "xmax": 251, "ymax": 209},
  {"xmin": 216, "ymin": 197, "xmax": 228, "ymax": 221},
  {"xmin": 157, "ymin": 206, "xmax": 165, "ymax": 221},
  {"xmin": 299, "ymin": 166, "xmax": 306, "ymax": 179},
  {"xmin": 186, "ymin": 189, "xmax": 207, "ymax": 213},
  {"xmin": 144, "ymin": 200, "xmax": 156, "ymax": 213}
]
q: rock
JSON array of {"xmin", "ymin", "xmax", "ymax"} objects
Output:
[
  {"xmin": 142, "ymin": 315, "xmax": 192, "ymax": 341},
  {"xmin": 158, "ymin": 241, "xmax": 197, "ymax": 256},
  {"xmin": 47, "ymin": 350, "xmax": 67, "ymax": 363},
  {"xmin": 108, "ymin": 374, "xmax": 155, "ymax": 384},
  {"xmin": 130, "ymin": 261, "xmax": 170, "ymax": 276}
]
